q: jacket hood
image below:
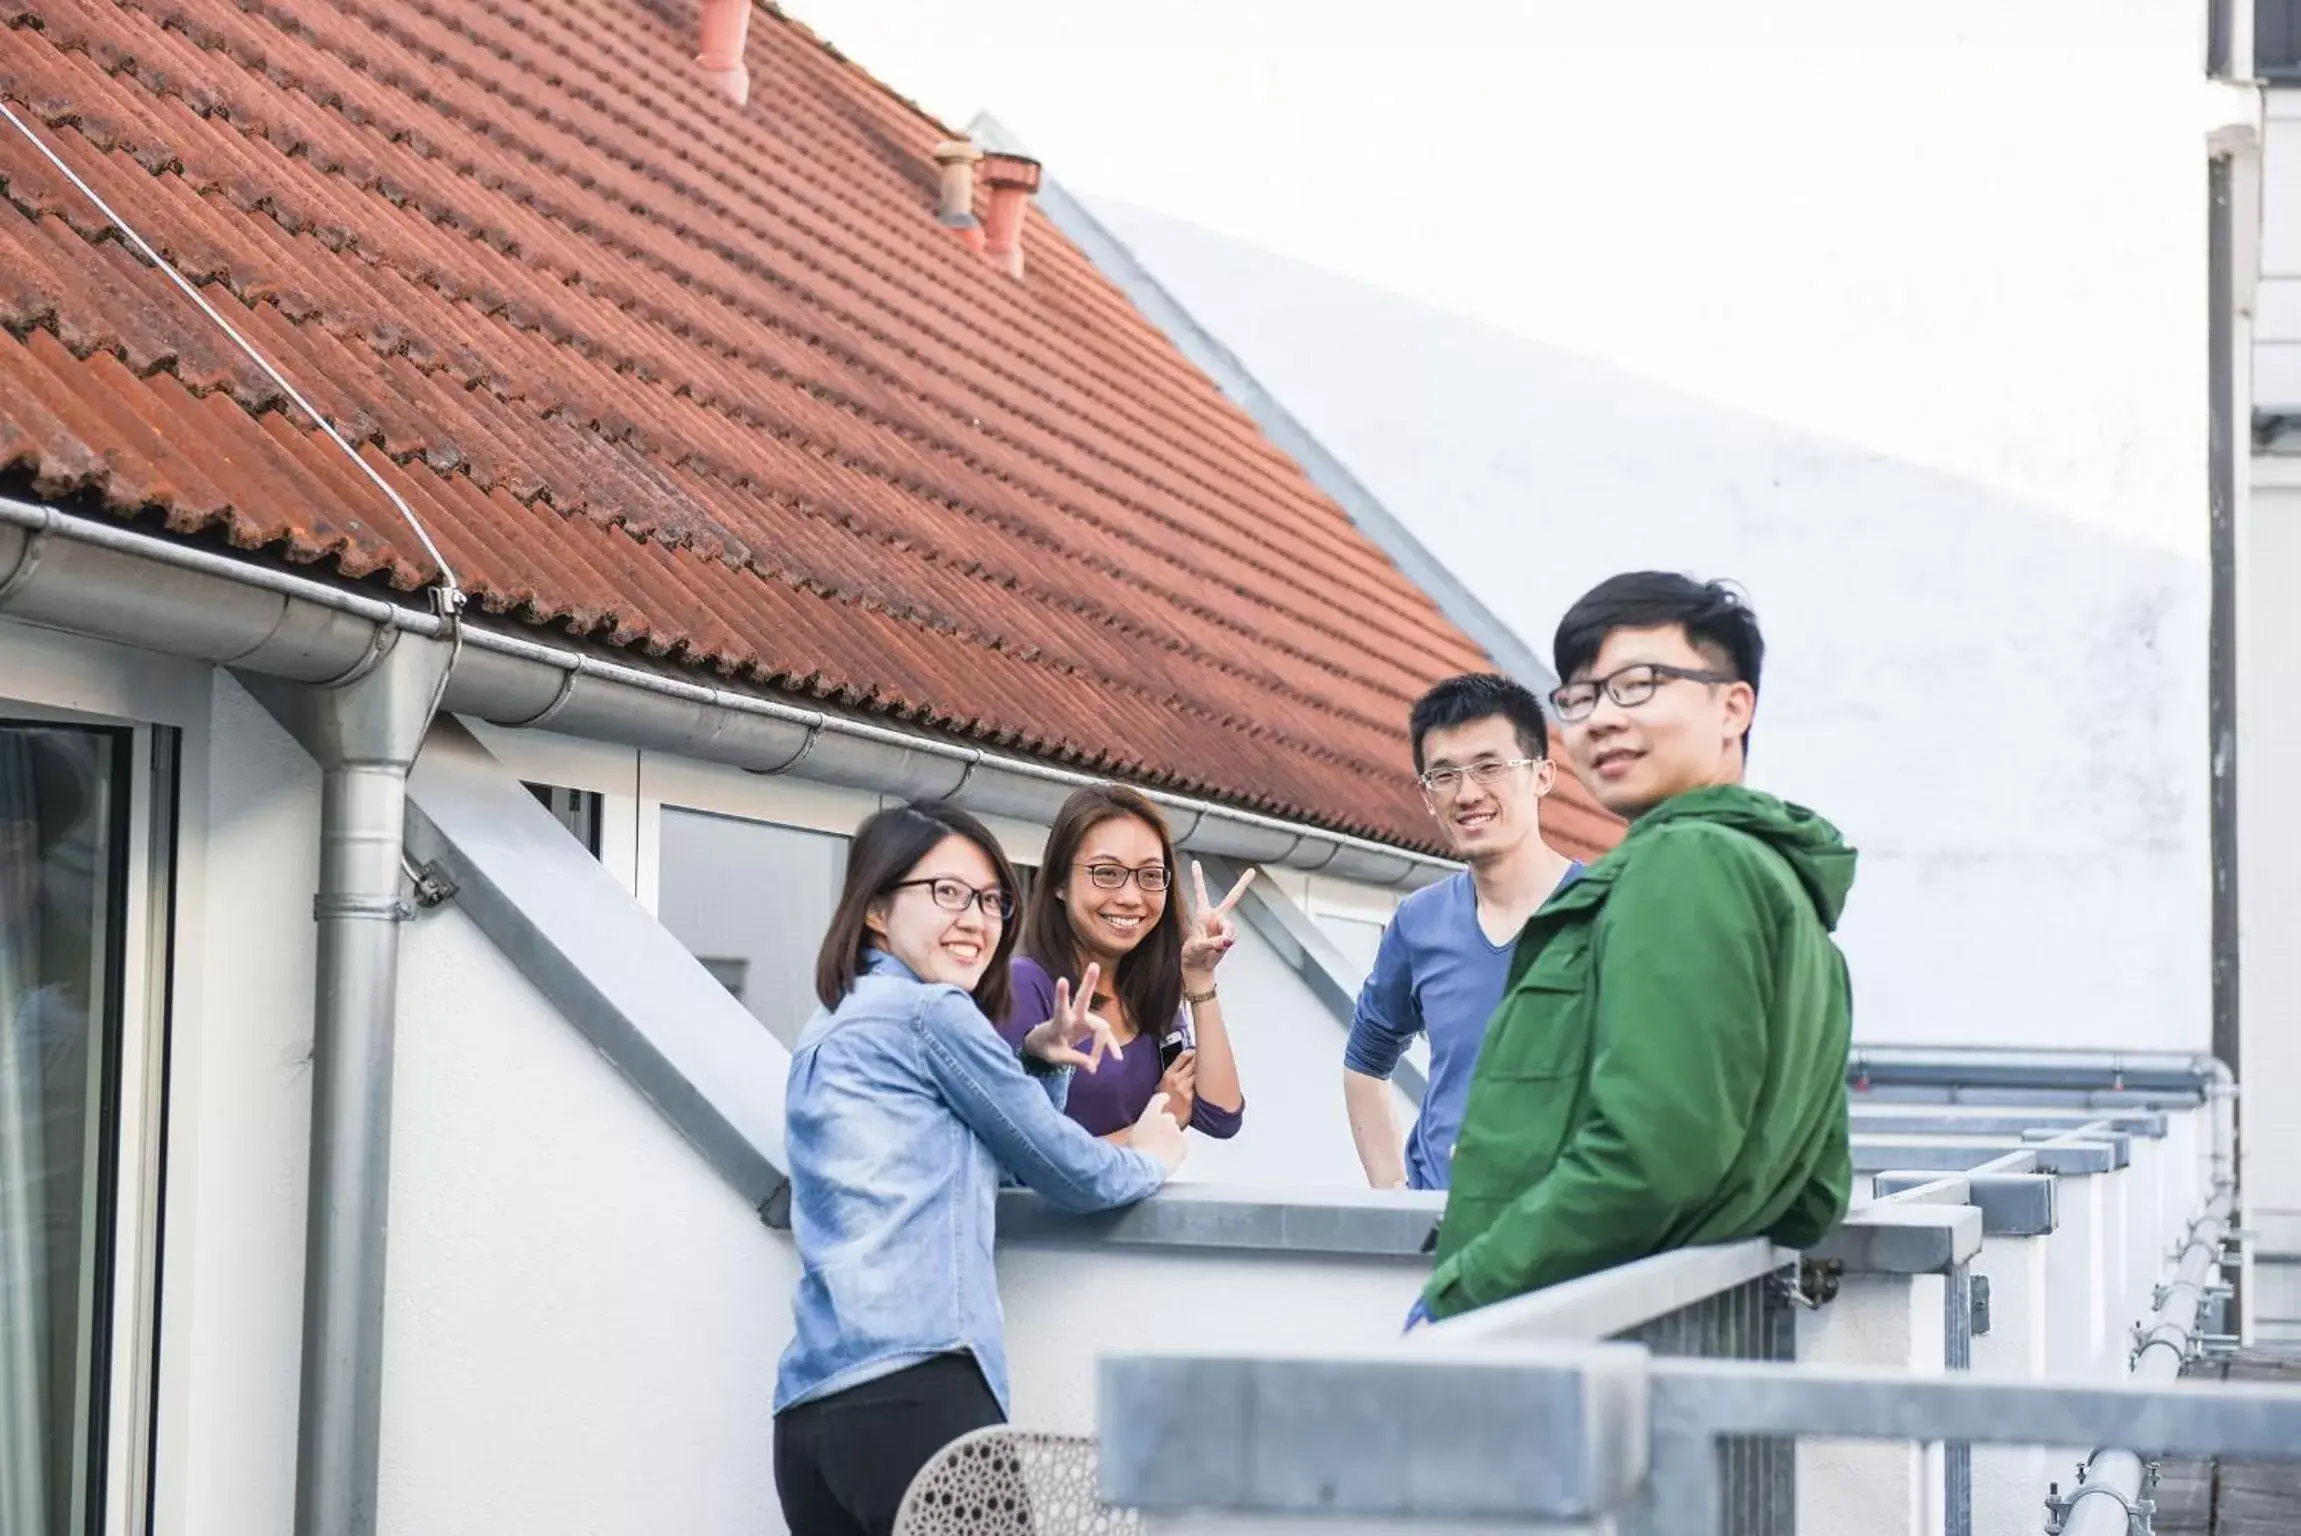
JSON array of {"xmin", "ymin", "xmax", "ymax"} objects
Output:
[{"xmin": 1638, "ymin": 785, "xmax": 1858, "ymax": 930}]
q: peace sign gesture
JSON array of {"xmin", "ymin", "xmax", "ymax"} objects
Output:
[
  {"xmin": 1021, "ymin": 961, "xmax": 1124, "ymax": 1074},
  {"xmin": 1179, "ymin": 861, "xmax": 1256, "ymax": 984}
]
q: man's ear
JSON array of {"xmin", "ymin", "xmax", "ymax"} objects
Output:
[{"xmin": 1722, "ymin": 681, "xmax": 1757, "ymax": 746}]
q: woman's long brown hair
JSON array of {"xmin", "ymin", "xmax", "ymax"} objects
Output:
[{"xmin": 1021, "ymin": 785, "xmax": 1184, "ymax": 1042}]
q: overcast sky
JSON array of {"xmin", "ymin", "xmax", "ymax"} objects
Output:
[{"xmin": 775, "ymin": 0, "xmax": 1637, "ymax": 340}]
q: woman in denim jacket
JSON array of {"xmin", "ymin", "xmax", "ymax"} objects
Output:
[{"xmin": 773, "ymin": 800, "xmax": 1187, "ymax": 1536}]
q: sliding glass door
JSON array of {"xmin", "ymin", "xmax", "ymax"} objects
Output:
[{"xmin": 0, "ymin": 725, "xmax": 130, "ymax": 1536}]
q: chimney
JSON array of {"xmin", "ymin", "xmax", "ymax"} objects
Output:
[
  {"xmin": 979, "ymin": 152, "xmax": 1043, "ymax": 280},
  {"xmin": 932, "ymin": 140, "xmax": 986, "ymax": 255},
  {"xmin": 696, "ymin": 0, "xmax": 752, "ymax": 107}
]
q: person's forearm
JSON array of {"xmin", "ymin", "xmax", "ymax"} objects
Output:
[
  {"xmin": 1188, "ymin": 990, "xmax": 1242, "ymax": 1110},
  {"xmin": 1343, "ymin": 1067, "xmax": 1407, "ymax": 1188}
]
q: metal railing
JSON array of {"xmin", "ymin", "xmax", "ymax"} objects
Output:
[
  {"xmin": 1058, "ymin": 1047, "xmax": 2232, "ymax": 1535},
  {"xmin": 1616, "ymin": 1271, "xmax": 1797, "ymax": 1536},
  {"xmin": 1415, "ymin": 1239, "xmax": 1799, "ymax": 1534},
  {"xmin": 1101, "ymin": 1340, "xmax": 2301, "ymax": 1536}
]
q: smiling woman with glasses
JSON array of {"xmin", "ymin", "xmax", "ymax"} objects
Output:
[
  {"xmin": 775, "ymin": 800, "xmax": 1188, "ymax": 1536},
  {"xmin": 998, "ymin": 785, "xmax": 1254, "ymax": 1146}
]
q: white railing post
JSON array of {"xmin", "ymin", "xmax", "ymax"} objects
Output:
[
  {"xmin": 1798, "ymin": 1202, "xmax": 1982, "ymax": 1536},
  {"xmin": 1877, "ymin": 1170, "xmax": 2058, "ymax": 1536}
]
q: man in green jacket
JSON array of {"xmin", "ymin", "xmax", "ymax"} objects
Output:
[{"xmin": 1417, "ymin": 572, "xmax": 1856, "ymax": 1322}]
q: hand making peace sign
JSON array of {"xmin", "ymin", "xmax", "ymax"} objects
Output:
[
  {"xmin": 1179, "ymin": 861, "xmax": 1257, "ymax": 985},
  {"xmin": 1021, "ymin": 960, "xmax": 1125, "ymax": 1073}
]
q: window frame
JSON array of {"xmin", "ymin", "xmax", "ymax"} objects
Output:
[{"xmin": 0, "ymin": 709, "xmax": 177, "ymax": 1536}]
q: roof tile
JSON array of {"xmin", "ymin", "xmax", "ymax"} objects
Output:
[{"xmin": 0, "ymin": 0, "xmax": 1619, "ymax": 858}]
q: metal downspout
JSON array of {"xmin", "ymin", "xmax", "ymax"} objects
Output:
[{"xmin": 242, "ymin": 626, "xmax": 458, "ymax": 1536}]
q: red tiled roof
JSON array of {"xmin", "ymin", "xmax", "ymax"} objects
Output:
[{"xmin": 0, "ymin": 0, "xmax": 1618, "ymax": 859}]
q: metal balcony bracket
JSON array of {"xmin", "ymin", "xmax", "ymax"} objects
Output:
[{"xmin": 1779, "ymin": 1256, "xmax": 1843, "ymax": 1310}]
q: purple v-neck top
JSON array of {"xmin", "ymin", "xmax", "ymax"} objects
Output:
[{"xmin": 997, "ymin": 956, "xmax": 1244, "ymax": 1139}]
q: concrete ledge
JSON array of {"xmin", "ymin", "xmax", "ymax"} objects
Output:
[
  {"xmin": 1098, "ymin": 1343, "xmax": 1648, "ymax": 1519},
  {"xmin": 2023, "ymin": 1125, "xmax": 2133, "ymax": 1167},
  {"xmin": 1874, "ymin": 1172, "xmax": 2056, "ymax": 1236},
  {"xmin": 997, "ymin": 1183, "xmax": 1444, "ymax": 1257},
  {"xmin": 1809, "ymin": 1203, "xmax": 1984, "ymax": 1274},
  {"xmin": 1852, "ymin": 1136, "xmax": 2116, "ymax": 1176},
  {"xmin": 1852, "ymin": 1084, "xmax": 2205, "ymax": 1112},
  {"xmin": 1851, "ymin": 1110, "xmax": 2168, "ymax": 1140},
  {"xmin": 1846, "ymin": 1048, "xmax": 2219, "ymax": 1096}
]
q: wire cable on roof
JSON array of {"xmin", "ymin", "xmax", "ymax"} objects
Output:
[{"xmin": 0, "ymin": 99, "xmax": 466, "ymax": 617}]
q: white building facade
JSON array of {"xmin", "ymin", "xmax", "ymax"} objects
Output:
[{"xmin": 0, "ymin": 2, "xmax": 2280, "ymax": 1535}]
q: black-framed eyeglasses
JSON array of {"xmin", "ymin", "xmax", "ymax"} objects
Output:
[
  {"xmin": 1550, "ymin": 663, "xmax": 1738, "ymax": 722},
  {"xmin": 888, "ymin": 877, "xmax": 1015, "ymax": 920},
  {"xmin": 1417, "ymin": 758, "xmax": 1541, "ymax": 797},
  {"xmin": 1074, "ymin": 861, "xmax": 1172, "ymax": 893}
]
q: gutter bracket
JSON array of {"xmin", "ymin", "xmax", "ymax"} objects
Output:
[
  {"xmin": 498, "ymin": 662, "xmax": 581, "ymax": 730},
  {"xmin": 746, "ymin": 717, "xmax": 824, "ymax": 777},
  {"xmin": 0, "ymin": 515, "xmax": 48, "ymax": 606}
]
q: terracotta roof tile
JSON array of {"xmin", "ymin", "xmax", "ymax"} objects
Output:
[{"xmin": 0, "ymin": 0, "xmax": 1620, "ymax": 859}]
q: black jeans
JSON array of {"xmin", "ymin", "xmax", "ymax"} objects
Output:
[{"xmin": 773, "ymin": 1353, "xmax": 1005, "ymax": 1536}]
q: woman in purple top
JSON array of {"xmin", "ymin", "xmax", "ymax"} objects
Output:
[{"xmin": 998, "ymin": 785, "xmax": 1252, "ymax": 1141}]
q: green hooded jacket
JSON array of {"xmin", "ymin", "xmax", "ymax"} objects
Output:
[{"xmin": 1422, "ymin": 784, "xmax": 1857, "ymax": 1319}]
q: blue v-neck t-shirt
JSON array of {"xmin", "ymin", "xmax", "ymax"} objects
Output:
[{"xmin": 1344, "ymin": 863, "xmax": 1582, "ymax": 1190}]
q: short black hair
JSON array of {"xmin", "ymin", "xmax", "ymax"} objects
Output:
[
  {"xmin": 1552, "ymin": 572, "xmax": 1764, "ymax": 749},
  {"xmin": 1408, "ymin": 673, "xmax": 1551, "ymax": 774}
]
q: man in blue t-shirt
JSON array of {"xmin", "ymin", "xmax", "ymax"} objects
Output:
[{"xmin": 1343, "ymin": 674, "xmax": 1584, "ymax": 1191}]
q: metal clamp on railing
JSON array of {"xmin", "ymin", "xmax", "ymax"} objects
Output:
[
  {"xmin": 1777, "ymin": 1256, "xmax": 1842, "ymax": 1310},
  {"xmin": 2129, "ymin": 1318, "xmax": 2196, "ymax": 1371},
  {"xmin": 2044, "ymin": 1466, "xmax": 2156, "ymax": 1536}
]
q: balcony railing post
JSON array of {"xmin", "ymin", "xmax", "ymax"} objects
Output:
[
  {"xmin": 1878, "ymin": 1169, "xmax": 2059, "ymax": 1536},
  {"xmin": 2042, "ymin": 1166, "xmax": 2112, "ymax": 1380},
  {"xmin": 1799, "ymin": 1201, "xmax": 1983, "ymax": 1536}
]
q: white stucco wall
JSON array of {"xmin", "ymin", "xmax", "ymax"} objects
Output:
[
  {"xmin": 2241, "ymin": 466, "xmax": 2301, "ymax": 1229},
  {"xmin": 383, "ymin": 900, "xmax": 794, "ymax": 1536},
  {"xmin": 1160, "ymin": 921, "xmax": 1417, "ymax": 1188},
  {"xmin": 1073, "ymin": 6, "xmax": 2247, "ymax": 1052}
]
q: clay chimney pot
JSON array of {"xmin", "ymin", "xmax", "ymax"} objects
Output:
[
  {"xmin": 696, "ymin": 0, "xmax": 752, "ymax": 107},
  {"xmin": 932, "ymin": 139, "xmax": 987, "ymax": 254},
  {"xmin": 979, "ymin": 152, "xmax": 1043, "ymax": 281}
]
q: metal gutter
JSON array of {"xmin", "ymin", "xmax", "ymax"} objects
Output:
[
  {"xmin": 966, "ymin": 113, "xmax": 1557, "ymax": 695},
  {"xmin": 0, "ymin": 497, "xmax": 1453, "ymax": 888}
]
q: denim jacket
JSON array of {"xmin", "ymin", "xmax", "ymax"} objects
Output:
[{"xmin": 774, "ymin": 951, "xmax": 1166, "ymax": 1415}]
